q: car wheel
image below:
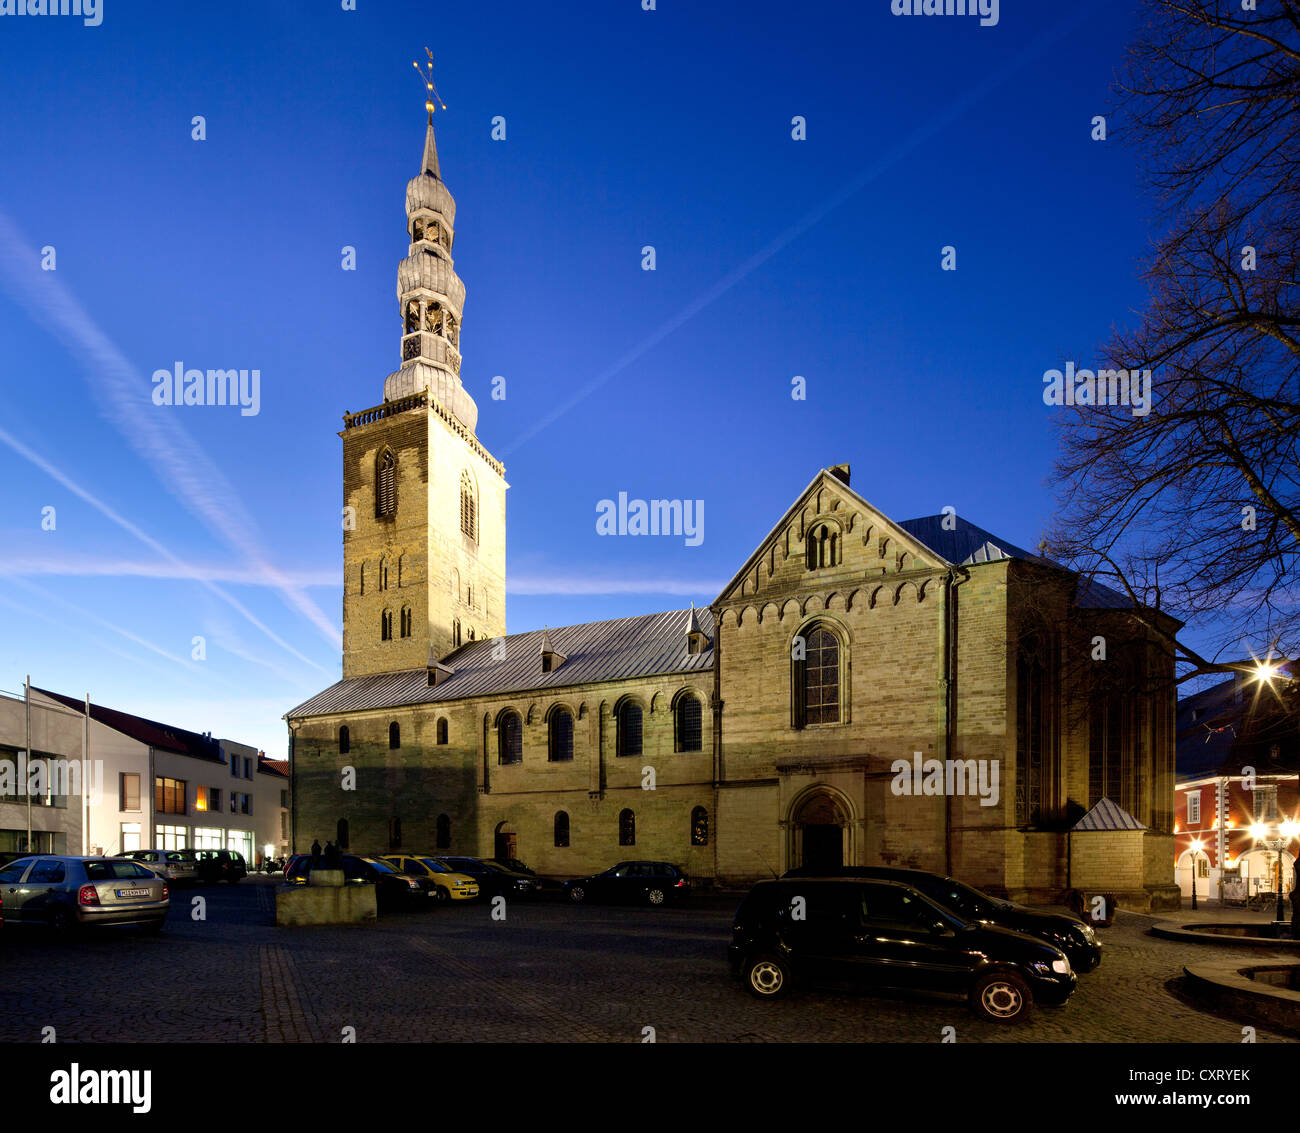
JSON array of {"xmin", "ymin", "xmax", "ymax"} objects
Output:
[
  {"xmin": 744, "ymin": 954, "xmax": 791, "ymax": 999},
  {"xmin": 569, "ymin": 886, "xmax": 586, "ymax": 903},
  {"xmin": 970, "ymin": 971, "xmax": 1032, "ymax": 1023},
  {"xmin": 48, "ymin": 907, "xmax": 75, "ymax": 937},
  {"xmin": 646, "ymin": 887, "xmax": 666, "ymax": 906},
  {"xmin": 433, "ymin": 887, "xmax": 451, "ymax": 903}
]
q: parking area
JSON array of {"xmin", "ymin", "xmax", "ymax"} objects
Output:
[{"xmin": 0, "ymin": 878, "xmax": 1294, "ymax": 1043}]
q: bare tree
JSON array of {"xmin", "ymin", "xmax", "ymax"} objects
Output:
[{"xmin": 1046, "ymin": 0, "xmax": 1300, "ymax": 685}]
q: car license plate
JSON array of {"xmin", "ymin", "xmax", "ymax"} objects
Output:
[{"xmin": 117, "ymin": 888, "xmax": 151, "ymax": 898}]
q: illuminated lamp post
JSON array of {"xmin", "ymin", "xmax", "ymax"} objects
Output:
[
  {"xmin": 1189, "ymin": 839, "xmax": 1202, "ymax": 910},
  {"xmin": 1250, "ymin": 656, "xmax": 1298, "ymax": 936}
]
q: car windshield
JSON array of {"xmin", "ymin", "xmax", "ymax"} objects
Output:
[
  {"xmin": 418, "ymin": 858, "xmax": 449, "ymax": 873},
  {"xmin": 366, "ymin": 859, "xmax": 397, "ymax": 874},
  {"xmin": 478, "ymin": 861, "xmax": 511, "ymax": 873},
  {"xmin": 928, "ymin": 878, "xmax": 999, "ymax": 918}
]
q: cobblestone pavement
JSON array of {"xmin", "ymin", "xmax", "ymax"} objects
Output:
[{"xmin": 0, "ymin": 879, "xmax": 1295, "ymax": 1043}]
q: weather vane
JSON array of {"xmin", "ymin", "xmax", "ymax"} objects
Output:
[{"xmin": 413, "ymin": 47, "xmax": 447, "ymax": 124}]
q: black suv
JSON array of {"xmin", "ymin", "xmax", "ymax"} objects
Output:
[
  {"xmin": 565, "ymin": 861, "xmax": 690, "ymax": 906},
  {"xmin": 433, "ymin": 857, "xmax": 541, "ymax": 900},
  {"xmin": 729, "ymin": 878, "xmax": 1076, "ymax": 1023},
  {"xmin": 781, "ymin": 866, "xmax": 1102, "ymax": 974},
  {"xmin": 192, "ymin": 849, "xmax": 247, "ymax": 885}
]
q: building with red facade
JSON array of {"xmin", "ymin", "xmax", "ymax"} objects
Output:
[{"xmin": 1175, "ymin": 666, "xmax": 1299, "ymax": 905}]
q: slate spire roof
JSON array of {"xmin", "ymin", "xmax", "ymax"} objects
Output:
[{"xmin": 421, "ymin": 117, "xmax": 440, "ymax": 179}]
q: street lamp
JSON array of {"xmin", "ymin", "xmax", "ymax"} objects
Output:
[
  {"xmin": 1190, "ymin": 839, "xmax": 1203, "ymax": 910},
  {"xmin": 1249, "ymin": 655, "xmax": 1298, "ymax": 935}
]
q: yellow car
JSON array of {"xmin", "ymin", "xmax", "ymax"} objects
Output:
[{"xmin": 380, "ymin": 855, "xmax": 480, "ymax": 902}]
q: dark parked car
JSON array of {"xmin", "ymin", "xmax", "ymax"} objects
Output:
[
  {"xmin": 432, "ymin": 857, "xmax": 541, "ymax": 899},
  {"xmin": 0, "ymin": 855, "xmax": 169, "ymax": 936},
  {"xmin": 565, "ymin": 861, "xmax": 690, "ymax": 906},
  {"xmin": 285, "ymin": 854, "xmax": 434, "ymax": 909},
  {"xmin": 780, "ymin": 866, "xmax": 1102, "ymax": 974},
  {"xmin": 729, "ymin": 877, "xmax": 1076, "ymax": 1022},
  {"xmin": 192, "ymin": 849, "xmax": 248, "ymax": 885}
]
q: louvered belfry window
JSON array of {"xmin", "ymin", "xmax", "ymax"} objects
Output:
[
  {"xmin": 460, "ymin": 470, "xmax": 477, "ymax": 541},
  {"xmin": 376, "ymin": 450, "xmax": 397, "ymax": 518}
]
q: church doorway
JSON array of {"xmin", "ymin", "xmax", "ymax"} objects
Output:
[
  {"xmin": 791, "ymin": 789, "xmax": 851, "ymax": 872},
  {"xmin": 802, "ymin": 824, "xmax": 843, "ymax": 872},
  {"xmin": 494, "ymin": 821, "xmax": 517, "ymax": 863}
]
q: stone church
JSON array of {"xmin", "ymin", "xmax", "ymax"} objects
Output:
[{"xmin": 286, "ymin": 112, "xmax": 1181, "ymax": 910}]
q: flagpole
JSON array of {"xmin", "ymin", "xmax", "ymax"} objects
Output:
[
  {"xmin": 83, "ymin": 693, "xmax": 91, "ymax": 856},
  {"xmin": 24, "ymin": 675, "xmax": 31, "ymax": 854}
]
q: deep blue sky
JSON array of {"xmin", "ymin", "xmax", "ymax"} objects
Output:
[{"xmin": 0, "ymin": 0, "xmax": 1153, "ymax": 756}]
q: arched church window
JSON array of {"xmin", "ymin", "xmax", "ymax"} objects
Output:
[
  {"xmin": 460, "ymin": 471, "xmax": 477, "ymax": 542},
  {"xmin": 376, "ymin": 450, "xmax": 397, "ymax": 518},
  {"xmin": 617, "ymin": 702, "xmax": 643, "ymax": 757},
  {"xmin": 400, "ymin": 605, "xmax": 412, "ymax": 638},
  {"xmin": 338, "ymin": 726, "xmax": 350, "ymax": 755},
  {"xmin": 674, "ymin": 694, "xmax": 703, "ymax": 752},
  {"xmin": 548, "ymin": 708, "xmax": 574, "ymax": 762},
  {"xmin": 554, "ymin": 811, "xmax": 570, "ymax": 848},
  {"xmin": 1015, "ymin": 631, "xmax": 1054, "ymax": 825},
  {"xmin": 381, "ymin": 609, "xmax": 393, "ymax": 641},
  {"xmin": 795, "ymin": 624, "xmax": 841, "ymax": 726},
  {"xmin": 619, "ymin": 808, "xmax": 636, "ymax": 847},
  {"xmin": 436, "ymin": 718, "xmax": 448, "ymax": 746},
  {"xmin": 389, "ymin": 722, "xmax": 401, "ymax": 750},
  {"xmin": 691, "ymin": 806, "xmax": 709, "ymax": 846},
  {"xmin": 498, "ymin": 711, "xmax": 522, "ymax": 765},
  {"xmin": 404, "ymin": 299, "xmax": 420, "ymax": 335}
]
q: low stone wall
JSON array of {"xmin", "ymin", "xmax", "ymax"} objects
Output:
[
  {"xmin": 275, "ymin": 870, "xmax": 377, "ymax": 927},
  {"xmin": 1184, "ymin": 962, "xmax": 1300, "ymax": 1036}
]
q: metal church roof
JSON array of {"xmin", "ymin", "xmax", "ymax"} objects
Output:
[
  {"xmin": 1073, "ymin": 797, "xmax": 1147, "ymax": 832},
  {"xmin": 287, "ymin": 606, "xmax": 714, "ymax": 719}
]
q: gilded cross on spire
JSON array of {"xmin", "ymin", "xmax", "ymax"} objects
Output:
[{"xmin": 412, "ymin": 47, "xmax": 447, "ymax": 125}]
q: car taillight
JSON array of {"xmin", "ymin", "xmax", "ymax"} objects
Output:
[
  {"xmin": 675, "ymin": 879, "xmax": 687, "ymax": 887},
  {"xmin": 78, "ymin": 885, "xmax": 100, "ymax": 906},
  {"xmin": 161, "ymin": 885, "xmax": 169, "ymax": 899}
]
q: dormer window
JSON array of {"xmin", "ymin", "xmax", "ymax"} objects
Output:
[
  {"xmin": 685, "ymin": 604, "xmax": 709, "ymax": 655},
  {"xmin": 539, "ymin": 626, "xmax": 566, "ymax": 674}
]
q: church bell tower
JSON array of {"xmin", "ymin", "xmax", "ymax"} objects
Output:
[{"xmin": 339, "ymin": 61, "xmax": 507, "ymax": 679}]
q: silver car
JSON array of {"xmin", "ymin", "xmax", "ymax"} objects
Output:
[
  {"xmin": 125, "ymin": 849, "xmax": 199, "ymax": 885},
  {"xmin": 0, "ymin": 856, "xmax": 169, "ymax": 935}
]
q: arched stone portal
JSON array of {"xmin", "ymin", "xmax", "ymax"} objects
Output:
[{"xmin": 788, "ymin": 787, "xmax": 855, "ymax": 873}]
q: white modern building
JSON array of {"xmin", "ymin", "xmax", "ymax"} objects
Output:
[
  {"xmin": 0, "ymin": 686, "xmax": 290, "ymax": 865},
  {"xmin": 0, "ymin": 687, "xmax": 86, "ymax": 856}
]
